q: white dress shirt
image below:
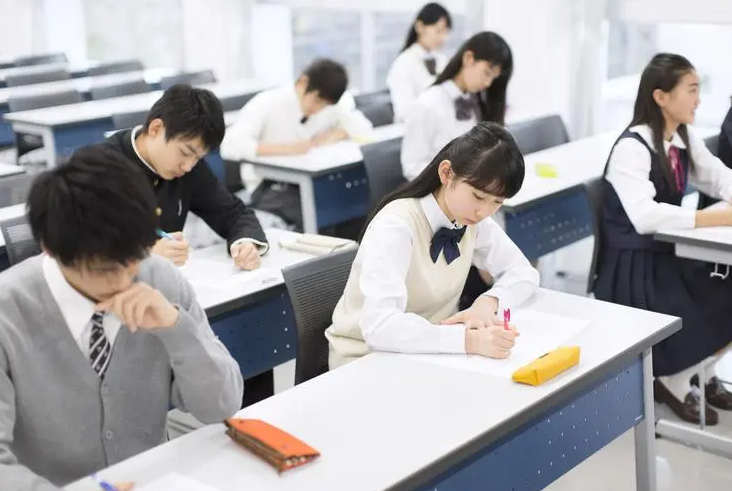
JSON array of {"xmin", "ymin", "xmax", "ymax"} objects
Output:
[
  {"xmin": 357, "ymin": 194, "xmax": 540, "ymax": 354},
  {"xmin": 605, "ymin": 124, "xmax": 732, "ymax": 234},
  {"xmin": 386, "ymin": 43, "xmax": 447, "ymax": 123},
  {"xmin": 220, "ymin": 85, "xmax": 373, "ymax": 189},
  {"xmin": 42, "ymin": 255, "xmax": 122, "ymax": 358},
  {"xmin": 400, "ymin": 80, "xmax": 478, "ymax": 181}
]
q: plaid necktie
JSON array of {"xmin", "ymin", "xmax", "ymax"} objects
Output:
[
  {"xmin": 89, "ymin": 312, "xmax": 111, "ymax": 380},
  {"xmin": 668, "ymin": 146, "xmax": 685, "ymax": 192}
]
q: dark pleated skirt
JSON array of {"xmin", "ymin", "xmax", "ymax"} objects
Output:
[{"xmin": 594, "ymin": 248, "xmax": 732, "ymax": 376}]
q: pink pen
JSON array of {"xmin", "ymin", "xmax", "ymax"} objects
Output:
[{"xmin": 503, "ymin": 308, "xmax": 511, "ymax": 330}]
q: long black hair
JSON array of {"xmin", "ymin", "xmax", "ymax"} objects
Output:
[
  {"xmin": 434, "ymin": 31, "xmax": 513, "ymax": 125},
  {"xmin": 401, "ymin": 3, "xmax": 452, "ymax": 52},
  {"xmin": 362, "ymin": 122, "xmax": 524, "ymax": 238},
  {"xmin": 630, "ymin": 53, "xmax": 697, "ymax": 187}
]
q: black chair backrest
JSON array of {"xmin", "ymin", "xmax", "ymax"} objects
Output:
[
  {"xmin": 282, "ymin": 247, "xmax": 358, "ymax": 385},
  {"xmin": 585, "ymin": 178, "xmax": 605, "ymax": 294},
  {"xmin": 507, "ymin": 114, "xmax": 570, "ymax": 155},
  {"xmin": 704, "ymin": 134, "xmax": 720, "ymax": 157},
  {"xmin": 0, "ymin": 173, "xmax": 35, "ymax": 208},
  {"xmin": 6, "ymin": 69, "xmax": 70, "ymax": 87},
  {"xmin": 220, "ymin": 92, "xmax": 260, "ymax": 113},
  {"xmin": 160, "ymin": 70, "xmax": 217, "ymax": 90},
  {"xmin": 87, "ymin": 60, "xmax": 144, "ymax": 77},
  {"xmin": 361, "ymin": 136, "xmax": 405, "ymax": 208},
  {"xmin": 0, "ymin": 215, "xmax": 41, "ymax": 266},
  {"xmin": 112, "ymin": 110, "xmax": 149, "ymax": 130},
  {"xmin": 13, "ymin": 53, "xmax": 68, "ymax": 67},
  {"xmin": 90, "ymin": 79, "xmax": 151, "ymax": 100},
  {"xmin": 8, "ymin": 89, "xmax": 83, "ymax": 112},
  {"xmin": 354, "ymin": 90, "xmax": 394, "ymax": 127}
]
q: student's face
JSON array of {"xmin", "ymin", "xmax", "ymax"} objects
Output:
[
  {"xmin": 58, "ymin": 258, "xmax": 143, "ymax": 302},
  {"xmin": 438, "ymin": 161, "xmax": 505, "ymax": 225},
  {"xmin": 654, "ymin": 71, "xmax": 700, "ymax": 126},
  {"xmin": 461, "ymin": 51, "xmax": 502, "ymax": 93},
  {"xmin": 295, "ymin": 78, "xmax": 334, "ymax": 117},
  {"xmin": 416, "ymin": 18, "xmax": 450, "ymax": 51},
  {"xmin": 144, "ymin": 119, "xmax": 208, "ymax": 180}
]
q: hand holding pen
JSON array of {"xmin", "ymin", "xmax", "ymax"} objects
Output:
[{"xmin": 92, "ymin": 473, "xmax": 134, "ymax": 491}]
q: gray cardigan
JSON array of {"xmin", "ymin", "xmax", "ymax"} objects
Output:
[{"xmin": 0, "ymin": 255, "xmax": 244, "ymax": 490}]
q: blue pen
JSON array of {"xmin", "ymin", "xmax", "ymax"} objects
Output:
[
  {"xmin": 156, "ymin": 229, "xmax": 179, "ymax": 241},
  {"xmin": 92, "ymin": 473, "xmax": 119, "ymax": 491}
]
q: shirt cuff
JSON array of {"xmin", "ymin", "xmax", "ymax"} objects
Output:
[
  {"xmin": 230, "ymin": 238, "xmax": 270, "ymax": 255},
  {"xmin": 719, "ymin": 183, "xmax": 732, "ymax": 204},
  {"xmin": 440, "ymin": 324, "xmax": 467, "ymax": 354},
  {"xmin": 482, "ymin": 288, "xmax": 505, "ymax": 314}
]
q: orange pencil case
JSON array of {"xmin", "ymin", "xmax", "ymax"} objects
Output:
[{"xmin": 224, "ymin": 418, "xmax": 320, "ymax": 472}]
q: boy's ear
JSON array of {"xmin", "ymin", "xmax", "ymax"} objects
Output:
[{"xmin": 296, "ymin": 75, "xmax": 309, "ymax": 92}]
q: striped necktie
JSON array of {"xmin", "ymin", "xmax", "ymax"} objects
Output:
[
  {"xmin": 89, "ymin": 312, "xmax": 111, "ymax": 380},
  {"xmin": 668, "ymin": 146, "xmax": 685, "ymax": 193}
]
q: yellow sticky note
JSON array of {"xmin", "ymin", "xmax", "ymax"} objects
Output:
[
  {"xmin": 351, "ymin": 135, "xmax": 374, "ymax": 144},
  {"xmin": 535, "ymin": 162, "xmax": 558, "ymax": 178}
]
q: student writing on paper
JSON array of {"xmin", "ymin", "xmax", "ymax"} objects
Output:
[
  {"xmin": 595, "ymin": 53, "xmax": 732, "ymax": 426},
  {"xmin": 326, "ymin": 122, "xmax": 539, "ymax": 369},
  {"xmin": 400, "ymin": 31, "xmax": 513, "ymax": 181},
  {"xmin": 220, "ymin": 59, "xmax": 374, "ymax": 232},
  {"xmin": 387, "ymin": 2, "xmax": 452, "ymax": 123},
  {"xmin": 103, "ymin": 84, "xmax": 268, "ymax": 270},
  {"xmin": 0, "ymin": 146, "xmax": 244, "ymax": 491}
]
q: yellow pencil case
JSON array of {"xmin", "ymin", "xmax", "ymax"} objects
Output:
[{"xmin": 512, "ymin": 346, "xmax": 580, "ymax": 386}]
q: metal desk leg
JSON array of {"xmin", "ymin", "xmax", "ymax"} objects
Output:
[
  {"xmin": 635, "ymin": 348, "xmax": 656, "ymax": 491},
  {"xmin": 298, "ymin": 177, "xmax": 318, "ymax": 234}
]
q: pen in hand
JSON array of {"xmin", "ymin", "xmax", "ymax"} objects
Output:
[
  {"xmin": 156, "ymin": 229, "xmax": 179, "ymax": 241},
  {"xmin": 92, "ymin": 473, "xmax": 120, "ymax": 491}
]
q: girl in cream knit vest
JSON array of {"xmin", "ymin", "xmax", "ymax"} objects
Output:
[{"xmin": 326, "ymin": 122, "xmax": 539, "ymax": 369}]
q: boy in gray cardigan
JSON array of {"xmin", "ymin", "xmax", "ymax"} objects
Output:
[{"xmin": 0, "ymin": 145, "xmax": 244, "ymax": 490}]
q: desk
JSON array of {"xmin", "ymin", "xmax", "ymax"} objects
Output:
[
  {"xmin": 501, "ymin": 126, "xmax": 718, "ymax": 260},
  {"xmin": 3, "ymin": 79, "xmax": 267, "ymax": 166},
  {"xmin": 0, "ymin": 162, "xmax": 25, "ymax": 178},
  {"xmin": 244, "ymin": 123, "xmax": 404, "ymax": 233},
  {"xmin": 65, "ymin": 288, "xmax": 679, "ymax": 491},
  {"xmin": 0, "ymin": 68, "xmax": 174, "ymax": 147},
  {"xmin": 0, "ymin": 61, "xmax": 99, "ymax": 87}
]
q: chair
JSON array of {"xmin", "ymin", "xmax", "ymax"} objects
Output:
[
  {"xmin": 697, "ymin": 133, "xmax": 722, "ymax": 210},
  {"xmin": 220, "ymin": 92, "xmax": 259, "ymax": 113},
  {"xmin": 160, "ymin": 70, "xmax": 217, "ymax": 90},
  {"xmin": 87, "ymin": 60, "xmax": 144, "ymax": 77},
  {"xmin": 13, "ymin": 53, "xmax": 67, "ymax": 67},
  {"xmin": 0, "ymin": 173, "xmax": 35, "ymax": 208},
  {"xmin": 8, "ymin": 90, "xmax": 83, "ymax": 160},
  {"xmin": 0, "ymin": 215, "xmax": 41, "ymax": 266},
  {"xmin": 361, "ymin": 136, "xmax": 405, "ymax": 208},
  {"xmin": 507, "ymin": 114, "xmax": 570, "ymax": 155},
  {"xmin": 112, "ymin": 110, "xmax": 149, "ymax": 130},
  {"xmin": 90, "ymin": 79, "xmax": 150, "ymax": 100},
  {"xmin": 282, "ymin": 247, "xmax": 358, "ymax": 385},
  {"xmin": 704, "ymin": 134, "xmax": 720, "ymax": 157},
  {"xmin": 6, "ymin": 69, "xmax": 70, "ymax": 87},
  {"xmin": 354, "ymin": 90, "xmax": 394, "ymax": 127},
  {"xmin": 584, "ymin": 178, "xmax": 605, "ymax": 294}
]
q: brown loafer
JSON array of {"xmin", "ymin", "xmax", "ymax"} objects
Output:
[
  {"xmin": 690, "ymin": 375, "xmax": 732, "ymax": 411},
  {"xmin": 654, "ymin": 379, "xmax": 719, "ymax": 425}
]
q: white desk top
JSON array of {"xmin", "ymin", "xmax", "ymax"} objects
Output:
[
  {"xmin": 65, "ymin": 288, "xmax": 679, "ymax": 491},
  {"xmin": 655, "ymin": 201, "xmax": 732, "ymax": 264},
  {"xmin": 0, "ymin": 61, "xmax": 98, "ymax": 82},
  {"xmin": 3, "ymin": 79, "xmax": 266, "ymax": 127},
  {"xmin": 0, "ymin": 163, "xmax": 25, "ymax": 178},
  {"xmin": 503, "ymin": 126, "xmax": 719, "ymax": 212},
  {"xmin": 246, "ymin": 123, "xmax": 404, "ymax": 175},
  {"xmin": 0, "ymin": 68, "xmax": 174, "ymax": 105}
]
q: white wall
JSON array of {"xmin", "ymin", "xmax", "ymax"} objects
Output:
[
  {"xmin": 0, "ymin": 0, "xmax": 39, "ymax": 58},
  {"xmin": 42, "ymin": 0, "xmax": 87, "ymax": 63}
]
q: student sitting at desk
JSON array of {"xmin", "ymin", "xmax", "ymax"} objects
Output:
[
  {"xmin": 701, "ymin": 99, "xmax": 732, "ymax": 208},
  {"xmin": 0, "ymin": 146, "xmax": 243, "ymax": 491},
  {"xmin": 326, "ymin": 122, "xmax": 539, "ymax": 368},
  {"xmin": 386, "ymin": 2, "xmax": 452, "ymax": 123},
  {"xmin": 595, "ymin": 53, "xmax": 732, "ymax": 425},
  {"xmin": 103, "ymin": 84, "xmax": 268, "ymax": 270},
  {"xmin": 220, "ymin": 58, "xmax": 373, "ymax": 232},
  {"xmin": 400, "ymin": 31, "xmax": 513, "ymax": 181}
]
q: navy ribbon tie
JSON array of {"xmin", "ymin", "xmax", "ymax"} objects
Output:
[
  {"xmin": 454, "ymin": 96, "xmax": 475, "ymax": 121},
  {"xmin": 430, "ymin": 226, "xmax": 467, "ymax": 264},
  {"xmin": 424, "ymin": 57, "xmax": 437, "ymax": 76}
]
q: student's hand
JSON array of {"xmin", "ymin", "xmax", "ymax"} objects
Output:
[
  {"xmin": 109, "ymin": 483, "xmax": 134, "ymax": 491},
  {"xmin": 465, "ymin": 326, "xmax": 518, "ymax": 359},
  {"xmin": 151, "ymin": 232, "xmax": 190, "ymax": 267},
  {"xmin": 230, "ymin": 241, "xmax": 262, "ymax": 270},
  {"xmin": 96, "ymin": 283, "xmax": 180, "ymax": 332},
  {"xmin": 312, "ymin": 128, "xmax": 348, "ymax": 147},
  {"xmin": 441, "ymin": 295, "xmax": 501, "ymax": 328}
]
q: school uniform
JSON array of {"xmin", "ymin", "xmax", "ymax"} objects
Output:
[
  {"xmin": 400, "ymin": 80, "xmax": 478, "ymax": 181},
  {"xmin": 104, "ymin": 128, "xmax": 268, "ymax": 253},
  {"xmin": 596, "ymin": 124, "xmax": 732, "ymax": 378},
  {"xmin": 0, "ymin": 254, "xmax": 243, "ymax": 490},
  {"xmin": 220, "ymin": 85, "xmax": 374, "ymax": 231},
  {"xmin": 386, "ymin": 43, "xmax": 447, "ymax": 123},
  {"xmin": 325, "ymin": 194, "xmax": 539, "ymax": 369}
]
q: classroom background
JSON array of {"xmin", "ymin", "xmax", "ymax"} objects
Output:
[{"xmin": 2, "ymin": 0, "xmax": 732, "ymax": 490}]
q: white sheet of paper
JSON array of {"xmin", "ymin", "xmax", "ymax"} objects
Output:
[
  {"xmin": 135, "ymin": 473, "xmax": 220, "ymax": 491},
  {"xmin": 180, "ymin": 259, "xmax": 279, "ymax": 290},
  {"xmin": 402, "ymin": 310, "xmax": 589, "ymax": 378}
]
